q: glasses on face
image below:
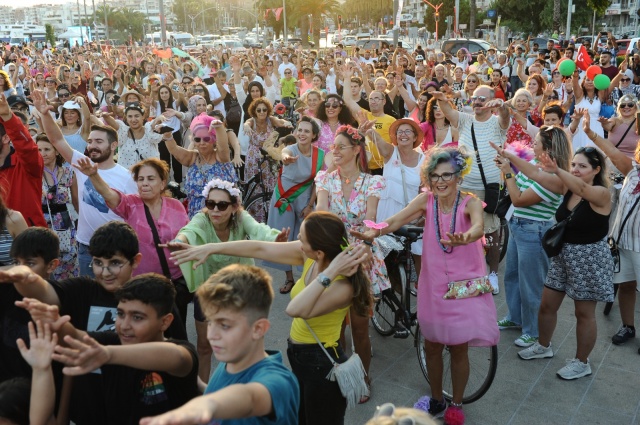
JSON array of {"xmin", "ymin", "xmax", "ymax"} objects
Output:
[
  {"xmin": 205, "ymin": 200, "xmax": 232, "ymax": 211},
  {"xmin": 46, "ymin": 79, "xmax": 55, "ymax": 83},
  {"xmin": 256, "ymin": 108, "xmax": 268, "ymax": 113},
  {"xmin": 621, "ymin": 78, "xmax": 632, "ymax": 83},
  {"xmin": 329, "ymin": 144, "xmax": 355, "ymax": 151},
  {"xmin": 428, "ymin": 172, "xmax": 457, "ymax": 182},
  {"xmin": 396, "ymin": 129, "xmax": 415, "ymax": 136},
  {"xmin": 58, "ymin": 92, "xmax": 70, "ymax": 98},
  {"xmin": 470, "ymin": 95, "xmax": 487, "ymax": 103},
  {"xmin": 284, "ymin": 71, "xmax": 292, "ymax": 74},
  {"xmin": 193, "ymin": 136, "xmax": 212, "ymax": 143},
  {"xmin": 552, "ymin": 72, "xmax": 560, "ymax": 76},
  {"xmin": 325, "ymin": 101, "xmax": 341, "ymax": 109},
  {"xmin": 336, "ymin": 61, "xmax": 343, "ymax": 65},
  {"xmin": 63, "ymin": 69, "xmax": 70, "ymax": 73},
  {"xmin": 91, "ymin": 259, "xmax": 126, "ymax": 275},
  {"xmin": 182, "ymin": 80, "xmax": 193, "ymax": 85},
  {"xmin": 193, "ymin": 88, "xmax": 205, "ymax": 93},
  {"xmin": 369, "ymin": 97, "xmax": 384, "ymax": 103},
  {"xmin": 619, "ymin": 102, "xmax": 636, "ymax": 109},
  {"xmin": 467, "ymin": 79, "xmax": 478, "ymax": 83}
]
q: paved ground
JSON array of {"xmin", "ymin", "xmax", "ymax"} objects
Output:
[{"xmin": 185, "ymin": 262, "xmax": 640, "ymax": 425}]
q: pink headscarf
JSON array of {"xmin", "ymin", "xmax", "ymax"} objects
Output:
[{"xmin": 189, "ymin": 112, "xmax": 217, "ymax": 142}]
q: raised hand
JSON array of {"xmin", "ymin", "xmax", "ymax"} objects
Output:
[
  {"xmin": 15, "ymin": 298, "xmax": 71, "ymax": 332},
  {"xmin": 52, "ymin": 334, "xmax": 111, "ymax": 376},
  {"xmin": 582, "ymin": 109, "xmax": 593, "ymax": 133},
  {"xmin": 17, "ymin": 320, "xmax": 57, "ymax": 371},
  {"xmin": 72, "ymin": 157, "xmax": 99, "ymax": 177},
  {"xmin": 324, "ymin": 244, "xmax": 369, "ymax": 278},
  {"xmin": 538, "ymin": 151, "xmax": 559, "ymax": 174},
  {"xmin": 430, "ymin": 91, "xmax": 447, "ymax": 101},
  {"xmin": 275, "ymin": 227, "xmax": 291, "ymax": 242}
]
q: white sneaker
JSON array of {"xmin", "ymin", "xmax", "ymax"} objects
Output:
[
  {"xmin": 518, "ymin": 342, "xmax": 554, "ymax": 360},
  {"xmin": 556, "ymin": 358, "xmax": 592, "ymax": 380},
  {"xmin": 489, "ymin": 272, "xmax": 499, "ymax": 295},
  {"xmin": 514, "ymin": 334, "xmax": 538, "ymax": 347}
]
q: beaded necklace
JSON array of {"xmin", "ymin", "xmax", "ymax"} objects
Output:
[{"xmin": 433, "ymin": 190, "xmax": 460, "ymax": 253}]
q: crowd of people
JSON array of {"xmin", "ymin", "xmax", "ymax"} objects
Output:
[{"xmin": 0, "ymin": 32, "xmax": 639, "ymax": 425}]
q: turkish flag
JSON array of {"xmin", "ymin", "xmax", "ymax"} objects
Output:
[
  {"xmin": 274, "ymin": 7, "xmax": 283, "ymax": 21},
  {"xmin": 575, "ymin": 45, "xmax": 592, "ymax": 71}
]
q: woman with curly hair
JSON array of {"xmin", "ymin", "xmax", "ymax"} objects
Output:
[
  {"xmin": 0, "ymin": 70, "xmax": 16, "ymax": 98},
  {"xmin": 243, "ymin": 97, "xmax": 293, "ymax": 222},
  {"xmin": 316, "ymin": 124, "xmax": 389, "ymax": 403},
  {"xmin": 420, "ymin": 98, "xmax": 459, "ymax": 151},
  {"xmin": 444, "ymin": 72, "xmax": 482, "ymax": 113},
  {"xmin": 525, "ymin": 74, "xmax": 547, "ymax": 126},
  {"xmin": 354, "ymin": 147, "xmax": 499, "ymax": 421},
  {"xmin": 314, "ymin": 93, "xmax": 357, "ymax": 154}
]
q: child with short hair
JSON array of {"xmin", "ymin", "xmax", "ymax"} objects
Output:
[{"xmin": 139, "ymin": 264, "xmax": 300, "ymax": 425}]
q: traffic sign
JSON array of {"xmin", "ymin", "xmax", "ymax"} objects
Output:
[{"xmin": 487, "ymin": 9, "xmax": 496, "ymax": 18}]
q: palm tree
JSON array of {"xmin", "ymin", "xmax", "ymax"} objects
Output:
[
  {"xmin": 469, "ymin": 0, "xmax": 476, "ymax": 37},
  {"xmin": 553, "ymin": 0, "xmax": 561, "ymax": 33},
  {"xmin": 95, "ymin": 5, "xmax": 120, "ymax": 28},
  {"xmin": 289, "ymin": 0, "xmax": 340, "ymax": 46}
]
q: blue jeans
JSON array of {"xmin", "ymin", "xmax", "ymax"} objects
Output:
[
  {"xmin": 287, "ymin": 340, "xmax": 347, "ymax": 425},
  {"xmin": 504, "ymin": 217, "xmax": 553, "ymax": 338},
  {"xmin": 78, "ymin": 243, "xmax": 95, "ymax": 278}
]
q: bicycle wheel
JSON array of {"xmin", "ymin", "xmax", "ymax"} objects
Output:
[
  {"xmin": 244, "ymin": 193, "xmax": 272, "ymax": 223},
  {"xmin": 371, "ymin": 265, "xmax": 405, "ymax": 336},
  {"xmin": 415, "ymin": 325, "xmax": 498, "ymax": 404},
  {"xmin": 498, "ymin": 218, "xmax": 509, "ymax": 263}
]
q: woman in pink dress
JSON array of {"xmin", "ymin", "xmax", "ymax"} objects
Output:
[
  {"xmin": 354, "ymin": 147, "xmax": 499, "ymax": 421},
  {"xmin": 314, "ymin": 94, "xmax": 357, "ymax": 165}
]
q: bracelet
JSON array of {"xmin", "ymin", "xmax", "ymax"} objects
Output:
[{"xmin": 363, "ymin": 240, "xmax": 373, "ymax": 246}]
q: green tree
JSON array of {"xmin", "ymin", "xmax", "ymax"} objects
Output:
[
  {"xmin": 289, "ymin": 0, "xmax": 340, "ymax": 46},
  {"xmin": 171, "ymin": 0, "xmax": 202, "ymax": 32},
  {"xmin": 469, "ymin": 0, "xmax": 477, "ymax": 37},
  {"xmin": 95, "ymin": 4, "xmax": 120, "ymax": 28},
  {"xmin": 553, "ymin": 0, "xmax": 561, "ymax": 33},
  {"xmin": 45, "ymin": 24, "xmax": 55, "ymax": 46}
]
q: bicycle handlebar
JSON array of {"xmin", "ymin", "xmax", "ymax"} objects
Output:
[{"xmin": 393, "ymin": 226, "xmax": 424, "ymax": 243}]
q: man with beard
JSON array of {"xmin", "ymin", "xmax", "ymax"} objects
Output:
[
  {"xmin": 31, "ymin": 90, "xmax": 137, "ymax": 277},
  {"xmin": 599, "ymin": 51, "xmax": 619, "ymax": 80}
]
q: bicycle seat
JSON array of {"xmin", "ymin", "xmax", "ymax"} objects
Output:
[{"xmin": 393, "ymin": 226, "xmax": 424, "ymax": 243}]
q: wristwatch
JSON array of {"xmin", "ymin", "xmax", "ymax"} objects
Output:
[
  {"xmin": 505, "ymin": 173, "xmax": 514, "ymax": 179},
  {"xmin": 317, "ymin": 273, "xmax": 332, "ymax": 288}
]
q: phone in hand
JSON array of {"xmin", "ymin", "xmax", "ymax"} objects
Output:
[
  {"xmin": 156, "ymin": 126, "xmax": 174, "ymax": 134},
  {"xmin": 111, "ymin": 94, "xmax": 120, "ymax": 105},
  {"xmin": 397, "ymin": 42, "xmax": 403, "ymax": 48}
]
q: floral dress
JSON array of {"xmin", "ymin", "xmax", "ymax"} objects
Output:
[
  {"xmin": 506, "ymin": 116, "xmax": 533, "ymax": 147},
  {"xmin": 184, "ymin": 156, "xmax": 237, "ymax": 219},
  {"xmin": 315, "ymin": 170, "xmax": 390, "ymax": 295},
  {"xmin": 245, "ymin": 119, "xmax": 278, "ymax": 223},
  {"xmin": 41, "ymin": 163, "xmax": 78, "ymax": 280},
  {"xmin": 452, "ymin": 81, "xmax": 465, "ymax": 111}
]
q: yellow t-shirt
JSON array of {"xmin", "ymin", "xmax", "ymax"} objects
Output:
[
  {"xmin": 365, "ymin": 111, "xmax": 395, "ymax": 170},
  {"xmin": 289, "ymin": 259, "xmax": 349, "ymax": 347}
]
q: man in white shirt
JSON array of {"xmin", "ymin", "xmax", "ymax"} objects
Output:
[
  {"xmin": 32, "ymin": 91, "xmax": 137, "ymax": 277},
  {"xmin": 208, "ymin": 70, "xmax": 228, "ymax": 117},
  {"xmin": 278, "ymin": 54, "xmax": 297, "ymax": 78}
]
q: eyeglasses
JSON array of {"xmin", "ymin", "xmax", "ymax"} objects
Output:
[
  {"xmin": 329, "ymin": 144, "xmax": 355, "ymax": 151},
  {"xmin": 471, "ymin": 95, "xmax": 487, "ymax": 103},
  {"xmin": 619, "ymin": 102, "xmax": 636, "ymax": 108},
  {"xmin": 552, "ymin": 72, "xmax": 560, "ymax": 76},
  {"xmin": 428, "ymin": 172, "xmax": 457, "ymax": 182},
  {"xmin": 182, "ymin": 80, "xmax": 193, "ymax": 84},
  {"xmin": 91, "ymin": 259, "xmax": 126, "ymax": 275},
  {"xmin": 369, "ymin": 97, "xmax": 384, "ymax": 103},
  {"xmin": 396, "ymin": 129, "xmax": 415, "ymax": 136},
  {"xmin": 193, "ymin": 136, "xmax": 212, "ymax": 143},
  {"xmin": 46, "ymin": 79, "xmax": 55, "ymax": 83},
  {"xmin": 467, "ymin": 79, "xmax": 478, "ymax": 83},
  {"xmin": 284, "ymin": 71, "xmax": 292, "ymax": 74},
  {"xmin": 205, "ymin": 200, "xmax": 232, "ymax": 211},
  {"xmin": 256, "ymin": 108, "xmax": 268, "ymax": 113},
  {"xmin": 193, "ymin": 88, "xmax": 205, "ymax": 93},
  {"xmin": 58, "ymin": 92, "xmax": 70, "ymax": 98},
  {"xmin": 621, "ymin": 78, "xmax": 632, "ymax": 82},
  {"xmin": 63, "ymin": 69, "xmax": 70, "ymax": 73},
  {"xmin": 325, "ymin": 101, "xmax": 341, "ymax": 109}
]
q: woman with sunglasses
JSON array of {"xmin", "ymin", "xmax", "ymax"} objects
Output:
[
  {"xmin": 598, "ymin": 95, "xmax": 639, "ymax": 159},
  {"xmin": 491, "ymin": 127, "xmax": 572, "ymax": 348},
  {"xmin": 494, "ymin": 133, "xmax": 613, "ymax": 380},
  {"xmin": 37, "ymin": 133, "xmax": 79, "ymax": 279},
  {"xmin": 568, "ymin": 68, "xmax": 607, "ymax": 151},
  {"xmin": 167, "ymin": 177, "xmax": 288, "ymax": 381},
  {"xmin": 314, "ymin": 93, "xmax": 357, "ymax": 156},
  {"xmin": 298, "ymin": 89, "xmax": 324, "ymax": 119},
  {"xmin": 315, "ymin": 125, "xmax": 389, "ymax": 403},
  {"xmin": 353, "ymin": 147, "xmax": 498, "ymax": 420},
  {"xmin": 444, "ymin": 72, "xmax": 482, "ymax": 113},
  {"xmin": 582, "ymin": 110, "xmax": 640, "ymax": 352},
  {"xmin": 42, "ymin": 76, "xmax": 58, "ymax": 102},
  {"xmin": 165, "ymin": 113, "xmax": 236, "ymax": 218}
]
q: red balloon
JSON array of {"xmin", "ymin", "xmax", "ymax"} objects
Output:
[{"xmin": 586, "ymin": 65, "xmax": 602, "ymax": 80}]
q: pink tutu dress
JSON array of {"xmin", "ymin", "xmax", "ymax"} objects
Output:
[{"xmin": 417, "ymin": 192, "xmax": 500, "ymax": 347}]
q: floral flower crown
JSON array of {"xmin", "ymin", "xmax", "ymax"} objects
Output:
[
  {"xmin": 201, "ymin": 178, "xmax": 242, "ymax": 199},
  {"xmin": 336, "ymin": 125, "xmax": 363, "ymax": 142},
  {"xmin": 452, "ymin": 150, "xmax": 473, "ymax": 178}
]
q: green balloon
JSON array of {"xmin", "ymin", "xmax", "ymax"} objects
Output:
[
  {"xmin": 593, "ymin": 74, "xmax": 611, "ymax": 90},
  {"xmin": 558, "ymin": 59, "xmax": 576, "ymax": 76}
]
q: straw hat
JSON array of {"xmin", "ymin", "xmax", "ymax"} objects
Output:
[{"xmin": 389, "ymin": 118, "xmax": 424, "ymax": 149}]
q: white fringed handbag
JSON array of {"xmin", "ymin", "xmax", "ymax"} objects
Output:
[{"xmin": 304, "ymin": 313, "xmax": 369, "ymax": 408}]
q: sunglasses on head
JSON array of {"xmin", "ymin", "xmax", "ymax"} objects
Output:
[
  {"xmin": 193, "ymin": 136, "xmax": 212, "ymax": 143},
  {"xmin": 576, "ymin": 146, "xmax": 599, "ymax": 160},
  {"xmin": 205, "ymin": 200, "xmax": 232, "ymax": 211}
]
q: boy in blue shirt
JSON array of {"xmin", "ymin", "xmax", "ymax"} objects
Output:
[{"xmin": 139, "ymin": 264, "xmax": 299, "ymax": 425}]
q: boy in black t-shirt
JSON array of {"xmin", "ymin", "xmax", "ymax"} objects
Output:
[
  {"xmin": 0, "ymin": 221, "xmax": 187, "ymax": 424},
  {"xmin": 49, "ymin": 274, "xmax": 199, "ymax": 425}
]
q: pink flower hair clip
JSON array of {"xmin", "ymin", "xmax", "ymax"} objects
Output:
[{"xmin": 337, "ymin": 125, "xmax": 363, "ymax": 141}]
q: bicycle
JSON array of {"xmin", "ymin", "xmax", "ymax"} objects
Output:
[
  {"xmin": 372, "ymin": 225, "xmax": 498, "ymax": 404},
  {"xmin": 237, "ymin": 147, "xmax": 277, "ymax": 223}
]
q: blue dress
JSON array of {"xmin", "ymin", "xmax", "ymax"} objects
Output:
[{"xmin": 184, "ymin": 155, "xmax": 237, "ymax": 218}]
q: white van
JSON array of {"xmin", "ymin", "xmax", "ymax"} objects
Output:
[{"xmin": 170, "ymin": 32, "xmax": 197, "ymax": 49}]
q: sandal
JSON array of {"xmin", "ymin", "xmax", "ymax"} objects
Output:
[
  {"xmin": 279, "ymin": 279, "xmax": 295, "ymax": 294},
  {"xmin": 358, "ymin": 379, "xmax": 371, "ymax": 404}
]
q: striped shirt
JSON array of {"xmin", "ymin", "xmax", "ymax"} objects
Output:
[
  {"xmin": 513, "ymin": 160, "xmax": 563, "ymax": 221},
  {"xmin": 611, "ymin": 161, "xmax": 640, "ymax": 252}
]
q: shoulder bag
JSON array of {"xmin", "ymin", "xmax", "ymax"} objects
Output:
[
  {"xmin": 541, "ymin": 199, "xmax": 584, "ymax": 258},
  {"xmin": 608, "ymin": 195, "xmax": 640, "ymax": 273},
  {"xmin": 471, "ymin": 124, "xmax": 508, "ymax": 217},
  {"xmin": 303, "ymin": 313, "xmax": 368, "ymax": 409}
]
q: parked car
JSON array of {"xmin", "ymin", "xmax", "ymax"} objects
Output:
[
  {"xmin": 441, "ymin": 38, "xmax": 493, "ymax": 61},
  {"xmin": 616, "ymin": 39, "xmax": 631, "ymax": 56},
  {"xmin": 355, "ymin": 38, "xmax": 391, "ymax": 51},
  {"xmin": 343, "ymin": 35, "xmax": 357, "ymax": 47}
]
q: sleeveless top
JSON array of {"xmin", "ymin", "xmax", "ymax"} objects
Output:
[
  {"xmin": 608, "ymin": 119, "xmax": 638, "ymax": 159},
  {"xmin": 184, "ymin": 156, "xmax": 237, "ymax": 218},
  {"xmin": 64, "ymin": 129, "xmax": 87, "ymax": 153},
  {"xmin": 555, "ymin": 190, "xmax": 609, "ymax": 244},
  {"xmin": 289, "ymin": 258, "xmax": 349, "ymax": 347}
]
